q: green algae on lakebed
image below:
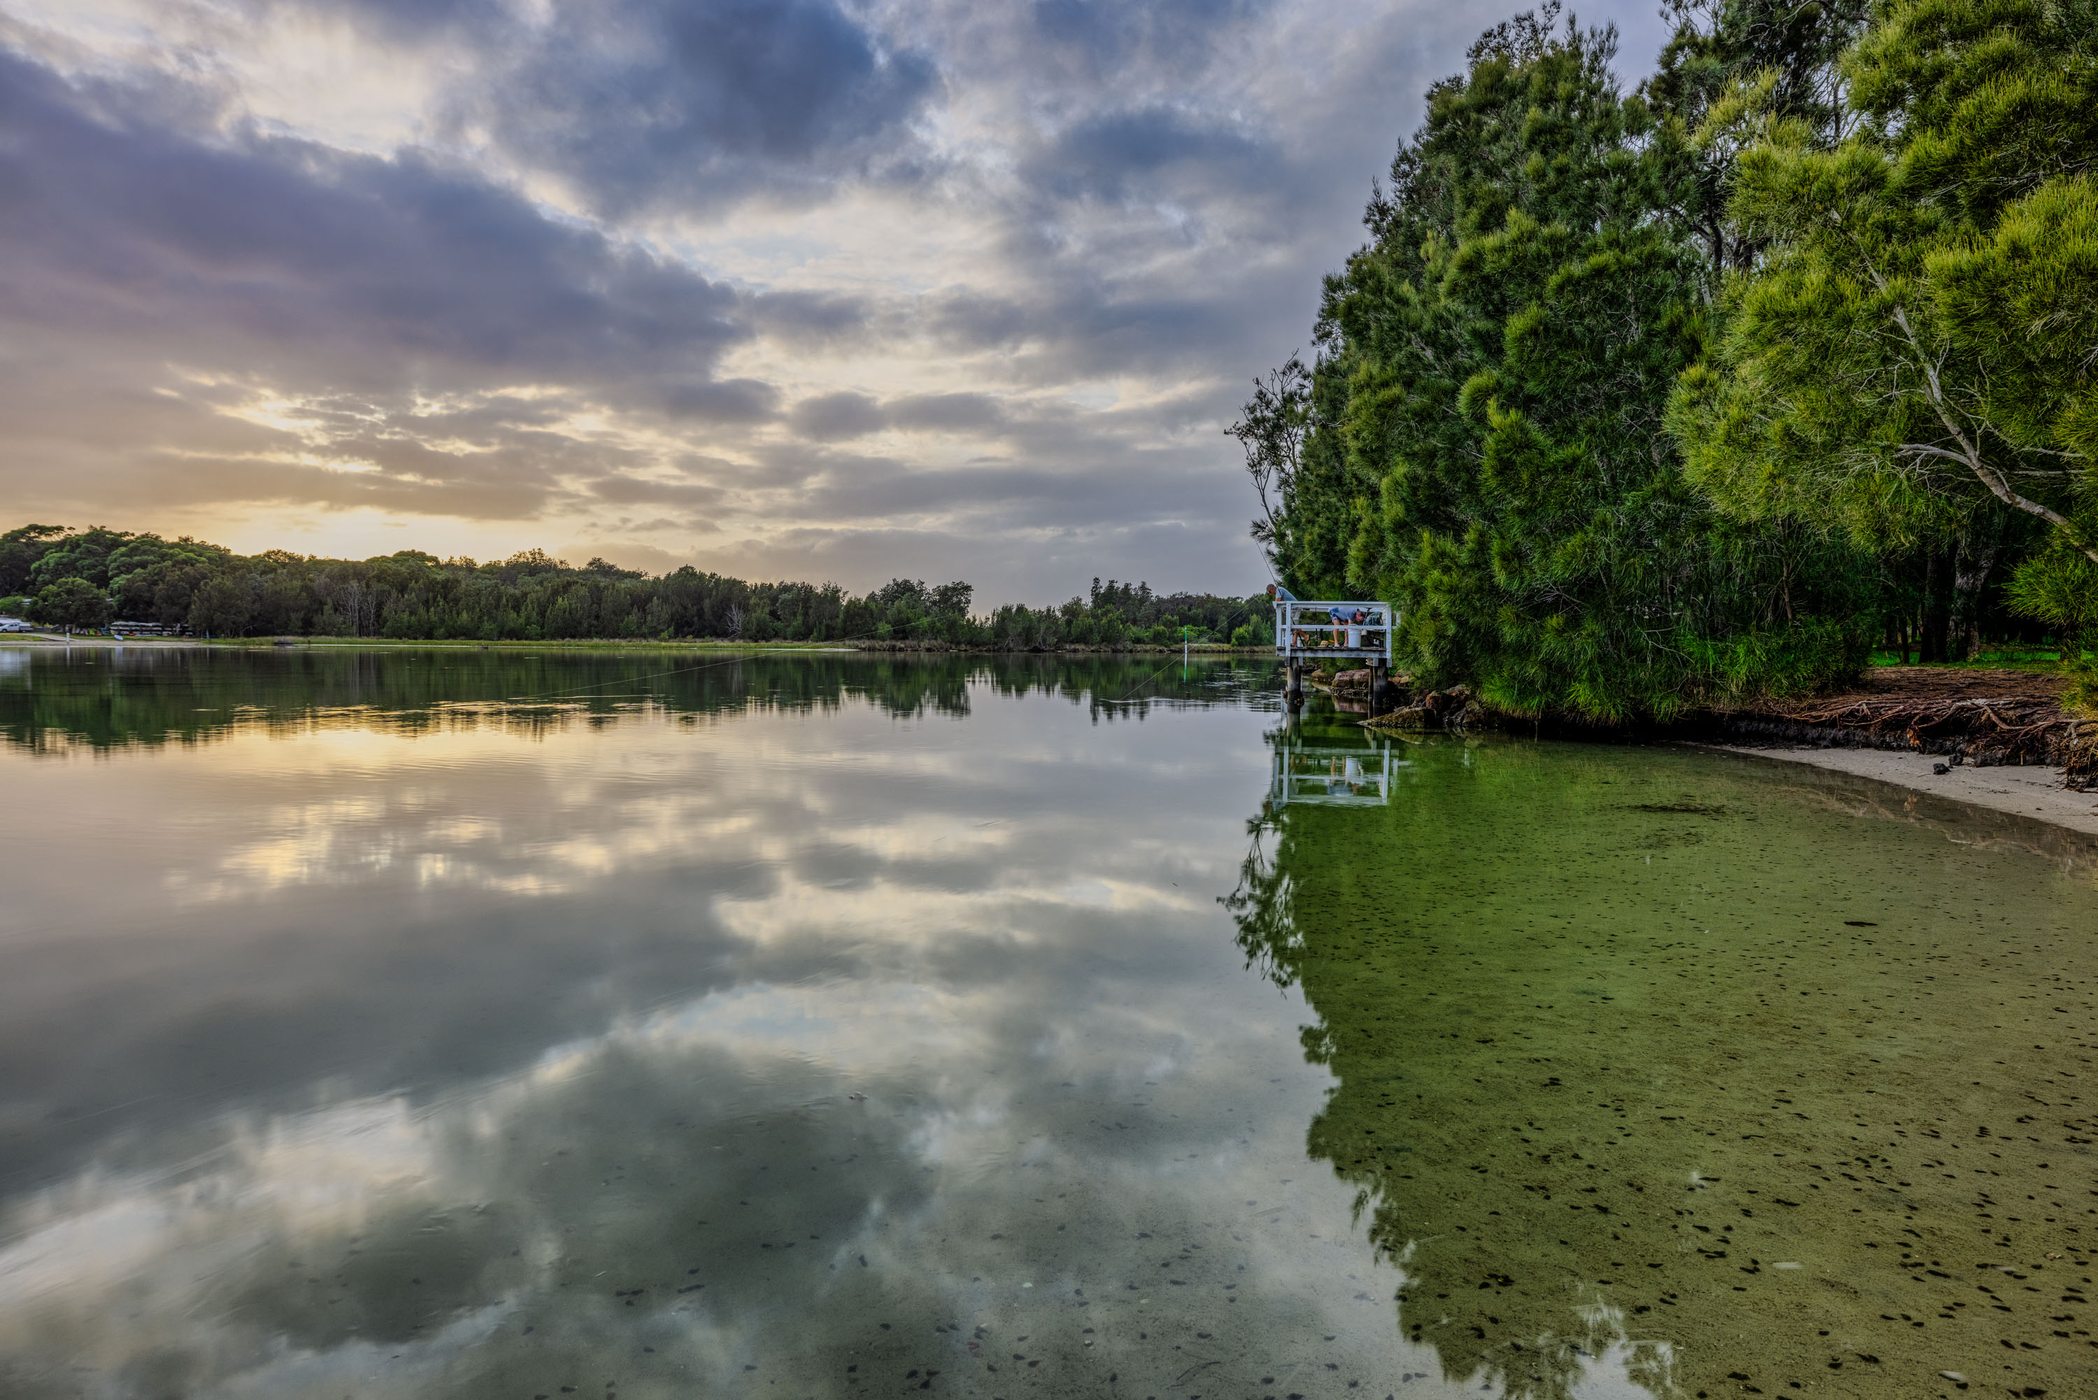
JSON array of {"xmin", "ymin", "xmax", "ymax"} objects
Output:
[{"xmin": 1233, "ymin": 724, "xmax": 2097, "ymax": 1398}]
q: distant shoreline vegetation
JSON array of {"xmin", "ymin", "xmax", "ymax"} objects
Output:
[{"xmin": 0, "ymin": 523, "xmax": 1275, "ymax": 650}]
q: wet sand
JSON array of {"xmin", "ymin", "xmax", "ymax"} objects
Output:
[{"xmin": 1708, "ymin": 743, "xmax": 2098, "ymax": 837}]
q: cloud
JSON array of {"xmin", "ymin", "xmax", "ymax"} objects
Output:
[
  {"xmin": 0, "ymin": 50, "xmax": 747, "ymax": 388},
  {"xmin": 453, "ymin": 0, "xmax": 942, "ymax": 215},
  {"xmin": 316, "ymin": 0, "xmax": 508, "ymax": 39},
  {"xmin": 748, "ymin": 287, "xmax": 875, "ymax": 347},
  {"xmin": 787, "ymin": 390, "xmax": 888, "ymax": 442},
  {"xmin": 0, "ymin": 0, "xmax": 1678, "ymax": 596},
  {"xmin": 888, "ymin": 391, "xmax": 1008, "ymax": 433},
  {"xmin": 1027, "ymin": 0, "xmax": 1277, "ymax": 81},
  {"xmin": 584, "ymin": 471, "xmax": 726, "ymax": 511},
  {"xmin": 0, "ymin": 43, "xmax": 795, "ymax": 522},
  {"xmin": 654, "ymin": 377, "xmax": 781, "ymax": 424},
  {"xmin": 1034, "ymin": 104, "xmax": 1277, "ymax": 204}
]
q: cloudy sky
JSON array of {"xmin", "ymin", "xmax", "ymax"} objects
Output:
[{"xmin": 0, "ymin": 0, "xmax": 1669, "ymax": 603}]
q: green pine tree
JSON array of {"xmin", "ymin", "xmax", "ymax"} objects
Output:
[
  {"xmin": 1670, "ymin": 0, "xmax": 2098, "ymax": 689},
  {"xmin": 1250, "ymin": 6, "xmax": 1873, "ymax": 722}
]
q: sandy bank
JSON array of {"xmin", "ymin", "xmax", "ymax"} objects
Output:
[{"xmin": 1700, "ymin": 742, "xmax": 2098, "ymax": 837}]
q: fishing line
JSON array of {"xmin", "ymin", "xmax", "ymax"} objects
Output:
[{"xmin": 1105, "ymin": 654, "xmax": 1184, "ymax": 704}]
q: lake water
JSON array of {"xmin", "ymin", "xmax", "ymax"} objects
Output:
[{"xmin": 0, "ymin": 648, "xmax": 2092, "ymax": 1399}]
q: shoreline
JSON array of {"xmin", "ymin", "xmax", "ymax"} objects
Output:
[
  {"xmin": 18, "ymin": 636, "xmax": 2095, "ymax": 835},
  {"xmin": 0, "ymin": 634, "xmax": 1269, "ymax": 656},
  {"xmin": 1696, "ymin": 741, "xmax": 2098, "ymax": 837},
  {"xmin": 1323, "ymin": 663, "xmax": 2098, "ymax": 838}
]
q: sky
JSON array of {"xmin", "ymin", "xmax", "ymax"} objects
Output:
[{"xmin": 0, "ymin": 0, "xmax": 1671, "ymax": 604}]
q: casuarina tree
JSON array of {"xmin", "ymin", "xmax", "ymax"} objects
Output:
[
  {"xmin": 1670, "ymin": 0, "xmax": 2098, "ymax": 676},
  {"xmin": 1252, "ymin": 5, "xmax": 1872, "ymax": 722}
]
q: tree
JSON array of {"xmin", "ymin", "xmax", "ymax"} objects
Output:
[
  {"xmin": 187, "ymin": 573, "xmax": 256, "ymax": 637},
  {"xmin": 27, "ymin": 526, "xmax": 133, "ymax": 591},
  {"xmin": 0, "ymin": 518, "xmax": 1257, "ymax": 653},
  {"xmin": 1260, "ymin": 6, "xmax": 1872, "ymax": 721},
  {"xmin": 1671, "ymin": 0, "xmax": 2098, "ymax": 667},
  {"xmin": 0, "ymin": 524, "xmax": 68, "ymax": 596},
  {"xmin": 1228, "ymin": 355, "xmax": 1312, "ymax": 566},
  {"xmin": 103, "ymin": 534, "xmax": 232, "ymax": 625},
  {"xmin": 1643, "ymin": 0, "xmax": 1870, "ymax": 277},
  {"xmin": 33, "ymin": 577, "xmax": 112, "ymax": 634}
]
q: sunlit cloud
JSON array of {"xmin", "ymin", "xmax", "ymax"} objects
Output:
[{"xmin": 0, "ymin": 0, "xmax": 1673, "ymax": 601}]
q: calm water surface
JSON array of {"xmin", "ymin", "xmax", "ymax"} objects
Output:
[{"xmin": 0, "ymin": 648, "xmax": 2092, "ymax": 1399}]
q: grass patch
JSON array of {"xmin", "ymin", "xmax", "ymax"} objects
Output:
[{"xmin": 1867, "ymin": 647, "xmax": 2074, "ymax": 672}]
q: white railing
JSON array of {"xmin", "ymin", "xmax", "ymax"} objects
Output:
[
  {"xmin": 1273, "ymin": 599, "xmax": 1396, "ymax": 664},
  {"xmin": 1269, "ymin": 740, "xmax": 1400, "ymax": 808}
]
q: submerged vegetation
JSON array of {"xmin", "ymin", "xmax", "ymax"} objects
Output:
[
  {"xmin": 0, "ymin": 523, "xmax": 1270, "ymax": 649},
  {"xmin": 1239, "ymin": 0, "xmax": 2096, "ymax": 721},
  {"xmin": 1226, "ymin": 722, "xmax": 2098, "ymax": 1397}
]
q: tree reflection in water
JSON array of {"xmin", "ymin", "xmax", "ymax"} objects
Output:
[
  {"xmin": 0, "ymin": 647, "xmax": 1261, "ymax": 752},
  {"xmin": 1225, "ymin": 717, "xmax": 2098, "ymax": 1400}
]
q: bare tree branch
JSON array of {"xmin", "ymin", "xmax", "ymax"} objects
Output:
[{"xmin": 1886, "ymin": 303, "xmax": 2098, "ymax": 565}]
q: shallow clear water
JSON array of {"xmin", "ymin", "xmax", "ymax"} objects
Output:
[{"xmin": 0, "ymin": 648, "xmax": 2091, "ymax": 1399}]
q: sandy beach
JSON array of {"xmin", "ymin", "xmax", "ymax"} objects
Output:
[{"xmin": 1706, "ymin": 742, "xmax": 2098, "ymax": 837}]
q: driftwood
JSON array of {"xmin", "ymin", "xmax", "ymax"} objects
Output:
[{"xmin": 1706, "ymin": 668, "xmax": 2092, "ymax": 790}]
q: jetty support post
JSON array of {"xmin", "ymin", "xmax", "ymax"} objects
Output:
[
  {"xmin": 1368, "ymin": 659, "xmax": 1389, "ymax": 718},
  {"xmin": 1286, "ymin": 661, "xmax": 1304, "ymax": 711}
]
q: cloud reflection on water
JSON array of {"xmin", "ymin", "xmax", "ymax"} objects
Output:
[{"xmin": 0, "ymin": 655, "xmax": 1447, "ymax": 1398}]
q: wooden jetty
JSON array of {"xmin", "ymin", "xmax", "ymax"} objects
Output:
[{"xmin": 1273, "ymin": 597, "xmax": 1398, "ymax": 713}]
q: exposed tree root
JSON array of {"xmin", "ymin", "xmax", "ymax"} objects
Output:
[{"xmin": 1698, "ymin": 668, "xmax": 2090, "ymax": 790}]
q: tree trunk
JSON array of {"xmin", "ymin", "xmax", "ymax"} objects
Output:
[
  {"xmin": 1950, "ymin": 520, "xmax": 2004, "ymax": 662},
  {"xmin": 1918, "ymin": 550, "xmax": 1953, "ymax": 664}
]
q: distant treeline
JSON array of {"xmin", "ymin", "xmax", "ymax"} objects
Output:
[
  {"xmin": 1238, "ymin": 0, "xmax": 2095, "ymax": 720},
  {"xmin": 0, "ymin": 523, "xmax": 1272, "ymax": 649}
]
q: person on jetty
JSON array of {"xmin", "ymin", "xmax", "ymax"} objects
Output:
[{"xmin": 1267, "ymin": 582, "xmax": 1316, "ymax": 649}]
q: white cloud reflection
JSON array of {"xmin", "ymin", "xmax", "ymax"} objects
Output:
[{"xmin": 0, "ymin": 676, "xmax": 1453, "ymax": 1397}]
